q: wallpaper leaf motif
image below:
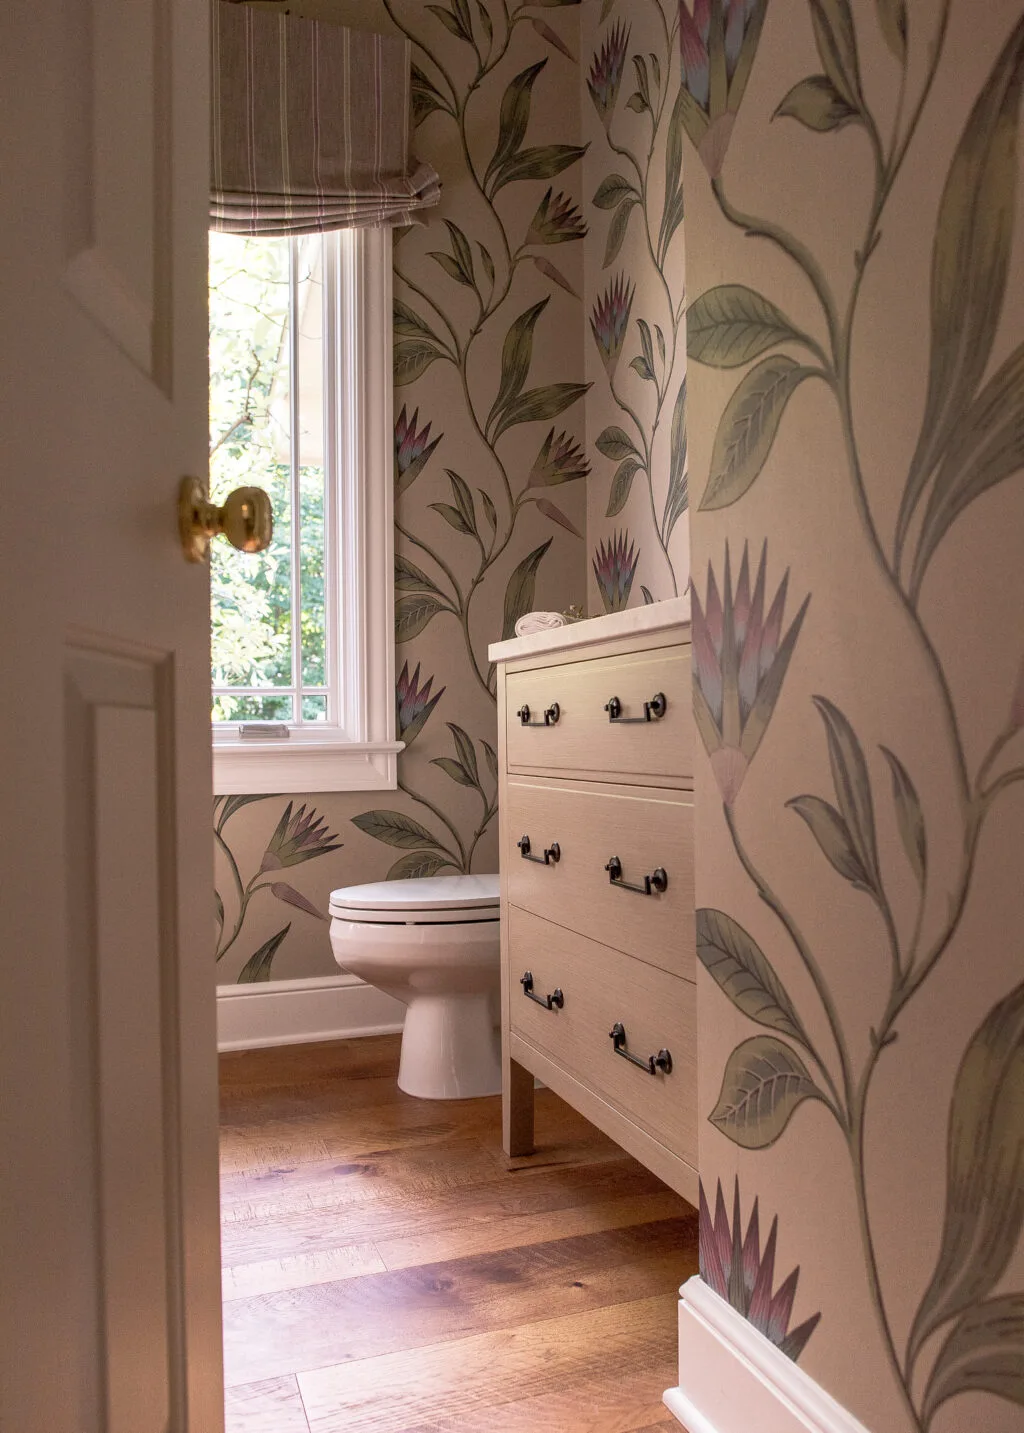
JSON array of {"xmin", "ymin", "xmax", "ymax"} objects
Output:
[
  {"xmin": 351, "ymin": 810, "xmax": 446, "ymax": 851},
  {"xmin": 490, "ymin": 299, "xmax": 550, "ymax": 428},
  {"xmin": 606, "ymin": 455, "xmax": 643, "ymax": 517},
  {"xmin": 488, "ymin": 61, "xmax": 548, "ymax": 189},
  {"xmin": 773, "ymin": 73, "xmax": 860, "ymax": 132},
  {"xmin": 269, "ymin": 883, "xmax": 326, "ymax": 920},
  {"xmin": 387, "ymin": 850, "xmax": 451, "ymax": 880},
  {"xmin": 910, "ymin": 338, "xmax": 1024, "ymax": 601},
  {"xmin": 687, "ymin": 285, "xmax": 816, "ymax": 368},
  {"xmin": 503, "ymin": 539, "xmax": 553, "ymax": 638},
  {"xmin": 494, "ymin": 381, "xmax": 590, "ymax": 440},
  {"xmin": 709, "ymin": 1035, "xmax": 828, "ymax": 1149},
  {"xmin": 593, "ymin": 173, "xmax": 640, "ymax": 210},
  {"xmin": 664, "ymin": 376, "xmax": 689, "ymax": 541},
  {"xmin": 533, "ymin": 497, "xmax": 581, "ymax": 537},
  {"xmin": 382, "ymin": 1, "xmax": 590, "ymax": 721},
  {"xmin": 879, "ymin": 745, "xmax": 927, "ymax": 890},
  {"xmin": 809, "ymin": 0, "xmax": 865, "ymax": 112},
  {"xmin": 921, "ymin": 1294, "xmax": 1024, "ymax": 1428},
  {"xmin": 702, "ymin": 355, "xmax": 813, "ymax": 511},
  {"xmin": 237, "ymin": 923, "xmax": 292, "ymax": 983},
  {"xmin": 214, "ymin": 795, "xmax": 338, "ymax": 979},
  {"xmin": 396, "ymin": 590, "xmax": 449, "ymax": 641},
  {"xmin": 696, "ymin": 908, "xmax": 810, "ymax": 1046},
  {"xmin": 587, "ymin": 1, "xmax": 689, "ymax": 604},
  {"xmin": 785, "ymin": 794, "xmax": 873, "ymax": 892},
  {"xmin": 810, "ymin": 696, "xmax": 881, "ymax": 898},
  {"xmin": 895, "ymin": 13, "xmax": 1024, "ymax": 575},
  {"xmin": 907, "ymin": 980, "xmax": 1024, "ymax": 1375},
  {"xmin": 395, "ymin": 554, "xmax": 444, "ymax": 597},
  {"xmin": 395, "ymin": 338, "xmax": 444, "ymax": 385},
  {"xmin": 873, "ymin": 0, "xmax": 908, "ymax": 64},
  {"xmin": 688, "ymin": 1, "xmax": 1024, "ymax": 1420}
]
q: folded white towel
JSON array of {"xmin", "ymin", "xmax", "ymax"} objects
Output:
[{"xmin": 514, "ymin": 610, "xmax": 567, "ymax": 637}]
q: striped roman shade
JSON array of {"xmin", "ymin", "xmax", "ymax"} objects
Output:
[{"xmin": 210, "ymin": 3, "xmax": 441, "ymax": 234}]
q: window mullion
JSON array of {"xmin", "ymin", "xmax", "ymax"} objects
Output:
[
  {"xmin": 323, "ymin": 231, "xmax": 341, "ymax": 730},
  {"xmin": 288, "ymin": 237, "xmax": 303, "ymax": 726}
]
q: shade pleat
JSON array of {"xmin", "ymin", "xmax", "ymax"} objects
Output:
[{"xmin": 210, "ymin": 4, "xmax": 441, "ymax": 234}]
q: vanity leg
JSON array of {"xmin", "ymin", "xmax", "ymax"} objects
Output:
[{"xmin": 503, "ymin": 1053, "xmax": 535, "ymax": 1157}]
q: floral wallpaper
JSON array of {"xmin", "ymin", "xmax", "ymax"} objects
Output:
[
  {"xmin": 215, "ymin": 0, "xmax": 588, "ymax": 984},
  {"xmin": 582, "ymin": 0, "xmax": 689, "ymax": 612},
  {"xmin": 686, "ymin": 0, "xmax": 1024, "ymax": 1429}
]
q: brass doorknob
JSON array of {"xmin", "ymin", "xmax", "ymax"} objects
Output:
[{"xmin": 179, "ymin": 476, "xmax": 273, "ymax": 563}]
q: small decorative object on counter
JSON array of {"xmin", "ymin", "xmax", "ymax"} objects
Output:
[{"xmin": 514, "ymin": 610, "xmax": 567, "ymax": 637}]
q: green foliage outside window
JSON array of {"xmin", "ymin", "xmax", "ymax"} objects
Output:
[{"xmin": 208, "ymin": 233, "xmax": 327, "ymax": 723}]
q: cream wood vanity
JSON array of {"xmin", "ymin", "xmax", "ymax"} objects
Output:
[{"xmin": 489, "ymin": 598, "xmax": 697, "ymax": 1204}]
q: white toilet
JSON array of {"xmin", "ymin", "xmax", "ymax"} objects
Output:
[{"xmin": 329, "ymin": 873, "xmax": 501, "ymax": 1100}]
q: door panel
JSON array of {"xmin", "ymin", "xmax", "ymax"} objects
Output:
[
  {"xmin": 63, "ymin": 0, "xmax": 172, "ymax": 383},
  {"xmin": 1, "ymin": 1, "xmax": 222, "ymax": 1428},
  {"xmin": 66, "ymin": 645, "xmax": 177, "ymax": 1433}
]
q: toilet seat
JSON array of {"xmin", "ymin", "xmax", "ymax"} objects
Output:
[
  {"xmin": 329, "ymin": 873, "xmax": 499, "ymax": 925},
  {"xmin": 329, "ymin": 873, "xmax": 501, "ymax": 1098}
]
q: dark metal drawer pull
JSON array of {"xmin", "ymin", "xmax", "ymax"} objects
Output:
[
  {"xmin": 604, "ymin": 692, "xmax": 667, "ymax": 723},
  {"xmin": 609, "ymin": 1022, "xmax": 672, "ymax": 1075},
  {"xmin": 521, "ymin": 971, "xmax": 564, "ymax": 1010},
  {"xmin": 604, "ymin": 856, "xmax": 667, "ymax": 895},
  {"xmin": 518, "ymin": 835, "xmax": 561, "ymax": 866},
  {"xmin": 517, "ymin": 701, "xmax": 560, "ymax": 727}
]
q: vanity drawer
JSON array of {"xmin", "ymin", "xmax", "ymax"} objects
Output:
[
  {"xmin": 504, "ymin": 778, "xmax": 694, "ymax": 980},
  {"xmin": 506, "ymin": 906, "xmax": 696, "ymax": 1164},
  {"xmin": 504, "ymin": 645, "xmax": 692, "ymax": 785}
]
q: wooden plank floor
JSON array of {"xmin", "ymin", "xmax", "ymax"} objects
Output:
[{"xmin": 220, "ymin": 1035, "xmax": 697, "ymax": 1432}]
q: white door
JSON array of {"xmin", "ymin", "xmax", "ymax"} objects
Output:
[{"xmin": 0, "ymin": 1, "xmax": 224, "ymax": 1430}]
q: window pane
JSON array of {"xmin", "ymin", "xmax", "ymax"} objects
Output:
[
  {"xmin": 209, "ymin": 234, "xmax": 293, "ymax": 710},
  {"xmin": 212, "ymin": 693, "xmax": 295, "ymax": 723},
  {"xmin": 301, "ymin": 695, "xmax": 329, "ymax": 722},
  {"xmin": 295, "ymin": 237, "xmax": 328, "ymax": 692}
]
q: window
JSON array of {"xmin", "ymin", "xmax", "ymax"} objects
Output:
[{"xmin": 208, "ymin": 226, "xmax": 400, "ymax": 794}]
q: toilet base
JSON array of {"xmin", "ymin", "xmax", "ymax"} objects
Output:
[{"xmin": 397, "ymin": 992, "xmax": 501, "ymax": 1100}]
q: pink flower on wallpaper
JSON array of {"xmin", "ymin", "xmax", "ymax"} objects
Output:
[
  {"xmin": 587, "ymin": 20, "xmax": 631, "ymax": 128},
  {"xmin": 700, "ymin": 1177, "xmax": 821, "ymax": 1362},
  {"xmin": 395, "ymin": 405, "xmax": 442, "ymax": 495},
  {"xmin": 526, "ymin": 188, "xmax": 588, "ymax": 246},
  {"xmin": 528, "ymin": 427, "xmax": 590, "ymax": 487},
  {"xmin": 593, "ymin": 530, "xmax": 639, "ymax": 612},
  {"xmin": 679, "ymin": 0, "xmax": 768, "ymax": 177},
  {"xmin": 590, "ymin": 273, "xmax": 635, "ymax": 378},
  {"xmin": 396, "ymin": 661, "xmax": 446, "ymax": 745},
  {"xmin": 692, "ymin": 541, "xmax": 809, "ymax": 805},
  {"xmin": 260, "ymin": 802, "xmax": 342, "ymax": 872}
]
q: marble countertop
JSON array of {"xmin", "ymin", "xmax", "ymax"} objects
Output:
[{"xmin": 488, "ymin": 595, "xmax": 690, "ymax": 664}]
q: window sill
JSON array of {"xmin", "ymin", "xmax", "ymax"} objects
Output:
[{"xmin": 212, "ymin": 738, "xmax": 405, "ymax": 795}]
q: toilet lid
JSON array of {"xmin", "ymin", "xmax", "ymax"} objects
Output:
[{"xmin": 329, "ymin": 873, "xmax": 500, "ymax": 924}]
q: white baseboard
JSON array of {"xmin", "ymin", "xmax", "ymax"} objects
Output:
[
  {"xmin": 663, "ymin": 1277, "xmax": 869, "ymax": 1433},
  {"xmin": 216, "ymin": 972, "xmax": 405, "ymax": 1052}
]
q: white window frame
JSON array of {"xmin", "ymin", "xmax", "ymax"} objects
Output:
[{"xmin": 212, "ymin": 227, "xmax": 403, "ymax": 795}]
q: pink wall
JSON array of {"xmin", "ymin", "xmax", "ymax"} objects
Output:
[{"xmin": 685, "ymin": 1, "xmax": 1024, "ymax": 1428}]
